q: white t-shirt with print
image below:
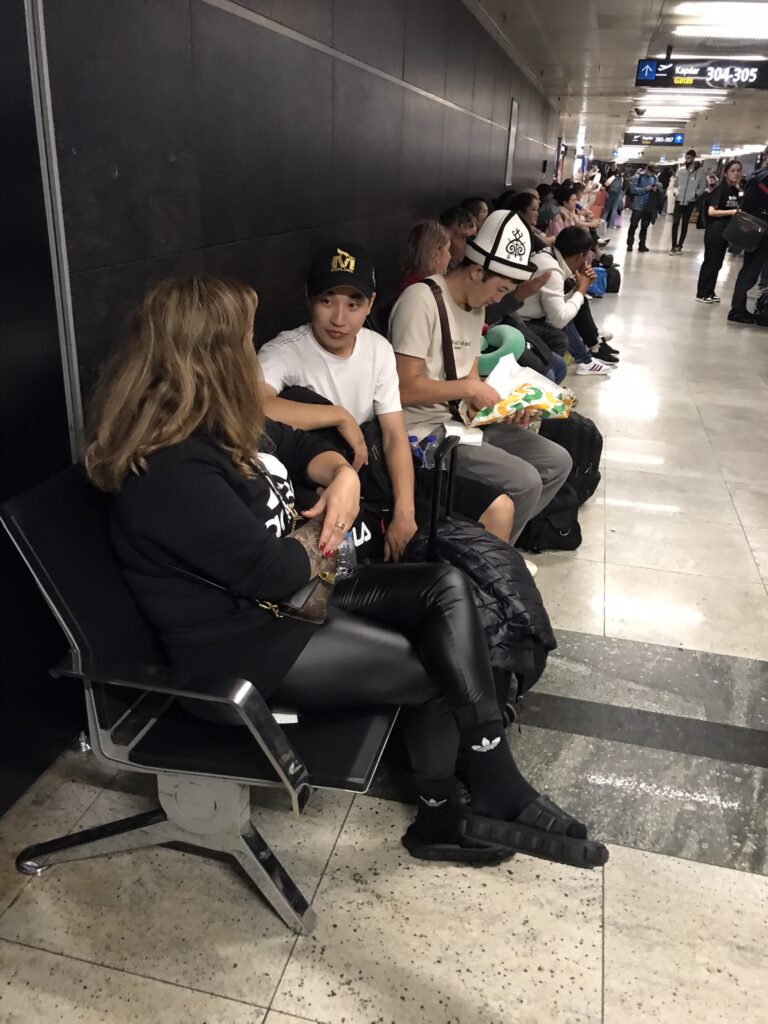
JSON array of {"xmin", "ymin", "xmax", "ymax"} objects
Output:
[
  {"xmin": 258, "ymin": 323, "xmax": 401, "ymax": 426},
  {"xmin": 389, "ymin": 275, "xmax": 483, "ymax": 439}
]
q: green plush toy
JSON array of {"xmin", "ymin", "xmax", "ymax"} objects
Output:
[{"xmin": 479, "ymin": 324, "xmax": 526, "ymax": 377}]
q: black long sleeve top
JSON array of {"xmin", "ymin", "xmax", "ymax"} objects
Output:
[{"xmin": 110, "ymin": 420, "xmax": 335, "ymax": 697}]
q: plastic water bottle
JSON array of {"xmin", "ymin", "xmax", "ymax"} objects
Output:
[
  {"xmin": 335, "ymin": 531, "xmax": 358, "ymax": 580},
  {"xmin": 422, "ymin": 435, "xmax": 438, "ymax": 470},
  {"xmin": 408, "ymin": 434, "xmax": 424, "ymax": 468}
]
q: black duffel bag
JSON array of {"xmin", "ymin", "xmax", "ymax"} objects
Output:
[
  {"xmin": 605, "ymin": 267, "xmax": 621, "ymax": 293},
  {"xmin": 515, "ymin": 482, "xmax": 582, "ymax": 554}
]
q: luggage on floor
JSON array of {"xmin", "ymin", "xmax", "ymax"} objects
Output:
[
  {"xmin": 406, "ymin": 437, "xmax": 556, "ymax": 697},
  {"xmin": 515, "ymin": 482, "xmax": 582, "ymax": 554},
  {"xmin": 539, "ymin": 411, "xmax": 603, "ymax": 505},
  {"xmin": 587, "ymin": 266, "xmax": 607, "ymax": 297},
  {"xmin": 605, "ymin": 266, "xmax": 621, "ymax": 293},
  {"xmin": 755, "ymin": 288, "xmax": 768, "ymax": 327}
]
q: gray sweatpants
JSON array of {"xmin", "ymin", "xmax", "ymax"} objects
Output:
[{"xmin": 449, "ymin": 423, "xmax": 573, "ymax": 544}]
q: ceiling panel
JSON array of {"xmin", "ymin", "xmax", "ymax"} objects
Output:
[{"xmin": 468, "ymin": 0, "xmax": 768, "ymax": 158}]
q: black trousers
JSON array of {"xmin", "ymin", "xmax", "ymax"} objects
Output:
[
  {"xmin": 274, "ymin": 563, "xmax": 500, "ymax": 782},
  {"xmin": 627, "ymin": 208, "xmax": 652, "ymax": 246},
  {"xmin": 730, "ymin": 232, "xmax": 768, "ymax": 315},
  {"xmin": 671, "ymin": 202, "xmax": 695, "ymax": 248},
  {"xmin": 697, "ymin": 221, "xmax": 729, "ymax": 299}
]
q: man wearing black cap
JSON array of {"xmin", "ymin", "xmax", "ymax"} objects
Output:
[
  {"xmin": 259, "ymin": 243, "xmax": 516, "ymax": 560},
  {"xmin": 390, "ymin": 211, "xmax": 572, "ymax": 545}
]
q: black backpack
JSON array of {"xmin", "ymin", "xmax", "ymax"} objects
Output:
[
  {"xmin": 515, "ymin": 482, "xmax": 582, "ymax": 554},
  {"xmin": 755, "ymin": 289, "xmax": 768, "ymax": 327},
  {"xmin": 605, "ymin": 267, "xmax": 621, "ymax": 293},
  {"xmin": 539, "ymin": 411, "xmax": 603, "ymax": 505}
]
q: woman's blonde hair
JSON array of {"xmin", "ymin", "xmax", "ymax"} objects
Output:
[
  {"xmin": 85, "ymin": 275, "xmax": 263, "ymax": 492},
  {"xmin": 401, "ymin": 219, "xmax": 451, "ymax": 276}
]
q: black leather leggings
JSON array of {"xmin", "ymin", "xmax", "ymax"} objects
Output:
[{"xmin": 273, "ymin": 563, "xmax": 501, "ymax": 782}]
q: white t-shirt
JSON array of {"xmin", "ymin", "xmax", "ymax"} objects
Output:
[
  {"xmin": 258, "ymin": 323, "xmax": 401, "ymax": 426},
  {"xmin": 389, "ymin": 275, "xmax": 483, "ymax": 439}
]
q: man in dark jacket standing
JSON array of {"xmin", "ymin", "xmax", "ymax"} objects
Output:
[
  {"xmin": 627, "ymin": 165, "xmax": 658, "ymax": 252},
  {"xmin": 728, "ymin": 149, "xmax": 768, "ymax": 325}
]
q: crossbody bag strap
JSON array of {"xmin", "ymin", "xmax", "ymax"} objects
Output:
[{"xmin": 423, "ymin": 279, "xmax": 458, "ymax": 381}]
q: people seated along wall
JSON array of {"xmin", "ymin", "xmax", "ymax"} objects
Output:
[
  {"xmin": 257, "ymin": 242, "xmax": 516, "ymax": 555},
  {"xmin": 513, "ymin": 225, "xmax": 619, "ymax": 374},
  {"xmin": 439, "ymin": 205, "xmax": 477, "ymax": 269},
  {"xmin": 85, "ymin": 273, "xmax": 607, "ymax": 869},
  {"xmin": 389, "ymin": 210, "xmax": 573, "ymax": 547}
]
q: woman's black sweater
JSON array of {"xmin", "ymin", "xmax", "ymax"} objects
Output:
[{"xmin": 110, "ymin": 420, "xmax": 335, "ymax": 697}]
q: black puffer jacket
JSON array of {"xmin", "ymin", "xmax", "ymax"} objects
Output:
[{"xmin": 406, "ymin": 518, "xmax": 556, "ymax": 693}]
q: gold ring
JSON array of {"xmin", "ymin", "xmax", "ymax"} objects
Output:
[{"xmin": 335, "ymin": 520, "xmax": 346, "ymax": 531}]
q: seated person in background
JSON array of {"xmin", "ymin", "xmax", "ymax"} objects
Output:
[
  {"xmin": 545, "ymin": 183, "xmax": 581, "ymax": 237},
  {"xmin": 398, "ymin": 219, "xmax": 451, "ymax": 293},
  {"xmin": 537, "ymin": 183, "xmax": 560, "ymax": 230},
  {"xmin": 86, "ymin": 274, "xmax": 606, "ymax": 868},
  {"xmin": 501, "ymin": 190, "xmax": 556, "ymax": 249},
  {"xmin": 439, "ymin": 206, "xmax": 477, "ymax": 268},
  {"xmin": 259, "ymin": 243, "xmax": 516, "ymax": 550},
  {"xmin": 390, "ymin": 211, "xmax": 573, "ymax": 546},
  {"xmin": 514, "ymin": 226, "xmax": 618, "ymax": 374},
  {"xmin": 460, "ymin": 196, "xmax": 490, "ymax": 229}
]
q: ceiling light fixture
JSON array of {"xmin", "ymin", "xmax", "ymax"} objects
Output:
[
  {"xmin": 674, "ymin": 25, "xmax": 768, "ymax": 39},
  {"xmin": 654, "ymin": 52, "xmax": 767, "ymax": 60}
]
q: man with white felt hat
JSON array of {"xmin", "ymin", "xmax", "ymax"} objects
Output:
[{"xmin": 390, "ymin": 209, "xmax": 572, "ymax": 545}]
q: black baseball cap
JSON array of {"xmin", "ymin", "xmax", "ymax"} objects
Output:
[{"xmin": 306, "ymin": 244, "xmax": 376, "ymax": 298}]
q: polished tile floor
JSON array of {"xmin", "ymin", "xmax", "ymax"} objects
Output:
[{"xmin": 2, "ymin": 215, "xmax": 768, "ymax": 1023}]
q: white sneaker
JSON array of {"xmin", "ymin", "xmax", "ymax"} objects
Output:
[
  {"xmin": 576, "ymin": 359, "xmax": 613, "ymax": 375},
  {"xmin": 524, "ymin": 559, "xmax": 538, "ymax": 578}
]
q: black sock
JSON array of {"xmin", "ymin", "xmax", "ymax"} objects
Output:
[
  {"xmin": 411, "ymin": 777, "xmax": 462, "ymax": 844},
  {"xmin": 461, "ymin": 721, "xmax": 538, "ymax": 821}
]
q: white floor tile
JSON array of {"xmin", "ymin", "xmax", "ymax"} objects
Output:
[
  {"xmin": 272, "ymin": 796, "xmax": 603, "ymax": 1024},
  {"xmin": 605, "ymin": 468, "xmax": 739, "ymax": 525},
  {"xmin": 605, "ymin": 507, "xmax": 760, "ymax": 582},
  {"xmin": 526, "ymin": 557, "xmax": 605, "ymax": 635},
  {"xmin": 744, "ymin": 525, "xmax": 768, "ymax": 587},
  {"xmin": 0, "ymin": 939, "xmax": 266, "ymax": 1023},
  {"xmin": 0, "ymin": 779, "xmax": 353, "ymax": 1007},
  {"xmin": 604, "ymin": 846, "xmax": 768, "ymax": 1024},
  {"xmin": 604, "ymin": 563, "xmax": 768, "ymax": 660}
]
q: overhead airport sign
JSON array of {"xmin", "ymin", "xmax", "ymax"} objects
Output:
[
  {"xmin": 624, "ymin": 131, "xmax": 685, "ymax": 147},
  {"xmin": 636, "ymin": 58, "xmax": 768, "ymax": 90}
]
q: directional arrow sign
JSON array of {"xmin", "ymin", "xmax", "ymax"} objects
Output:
[
  {"xmin": 624, "ymin": 131, "xmax": 685, "ymax": 147},
  {"xmin": 637, "ymin": 60, "xmax": 657, "ymax": 81}
]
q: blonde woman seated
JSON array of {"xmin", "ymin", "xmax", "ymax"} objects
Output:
[
  {"xmin": 84, "ymin": 275, "xmax": 607, "ymax": 871},
  {"xmin": 398, "ymin": 219, "xmax": 452, "ymax": 293}
]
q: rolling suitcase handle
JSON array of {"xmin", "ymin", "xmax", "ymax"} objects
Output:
[{"xmin": 427, "ymin": 435, "xmax": 460, "ymax": 561}]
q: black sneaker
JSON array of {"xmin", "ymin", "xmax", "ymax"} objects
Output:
[
  {"xmin": 638, "ymin": 244, "xmax": 650, "ymax": 252},
  {"xmin": 727, "ymin": 310, "xmax": 756, "ymax": 325},
  {"xmin": 595, "ymin": 342, "xmax": 619, "ymax": 363},
  {"xmin": 626, "ymin": 244, "xmax": 633, "ymax": 251}
]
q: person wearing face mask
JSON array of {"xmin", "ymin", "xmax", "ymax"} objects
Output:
[
  {"xmin": 696, "ymin": 160, "xmax": 742, "ymax": 304},
  {"xmin": 390, "ymin": 211, "xmax": 573, "ymax": 545}
]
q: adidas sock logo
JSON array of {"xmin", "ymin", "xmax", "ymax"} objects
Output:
[
  {"xmin": 471, "ymin": 736, "xmax": 501, "ymax": 753},
  {"xmin": 419, "ymin": 796, "xmax": 448, "ymax": 808}
]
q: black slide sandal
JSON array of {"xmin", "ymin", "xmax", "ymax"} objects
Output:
[
  {"xmin": 401, "ymin": 824, "xmax": 515, "ymax": 866},
  {"xmin": 461, "ymin": 795, "xmax": 609, "ymax": 869}
]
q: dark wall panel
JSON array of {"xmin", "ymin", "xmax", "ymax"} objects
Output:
[
  {"xmin": 332, "ymin": 0, "xmax": 406, "ymax": 78},
  {"xmin": 192, "ymin": 3, "xmax": 333, "ymax": 244},
  {"xmin": 45, "ymin": 0, "xmax": 200, "ymax": 272},
  {"xmin": 42, "ymin": 0, "xmax": 558, "ymax": 399},
  {"xmin": 1, "ymin": 0, "xmax": 82, "ymax": 814}
]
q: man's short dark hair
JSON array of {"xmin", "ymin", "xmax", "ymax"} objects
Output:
[
  {"xmin": 460, "ymin": 197, "xmax": 488, "ymax": 218},
  {"xmin": 686, "ymin": 148, "xmax": 696, "ymax": 157},
  {"xmin": 554, "ymin": 226, "xmax": 593, "ymax": 258},
  {"xmin": 553, "ymin": 183, "xmax": 576, "ymax": 206},
  {"xmin": 537, "ymin": 183, "xmax": 552, "ymax": 200},
  {"xmin": 440, "ymin": 206, "xmax": 475, "ymax": 229},
  {"xmin": 506, "ymin": 192, "xmax": 537, "ymax": 215},
  {"xmin": 458, "ymin": 257, "xmax": 509, "ymax": 282}
]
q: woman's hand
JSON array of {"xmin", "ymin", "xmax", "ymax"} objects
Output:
[{"xmin": 301, "ymin": 465, "xmax": 361, "ymax": 554}]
